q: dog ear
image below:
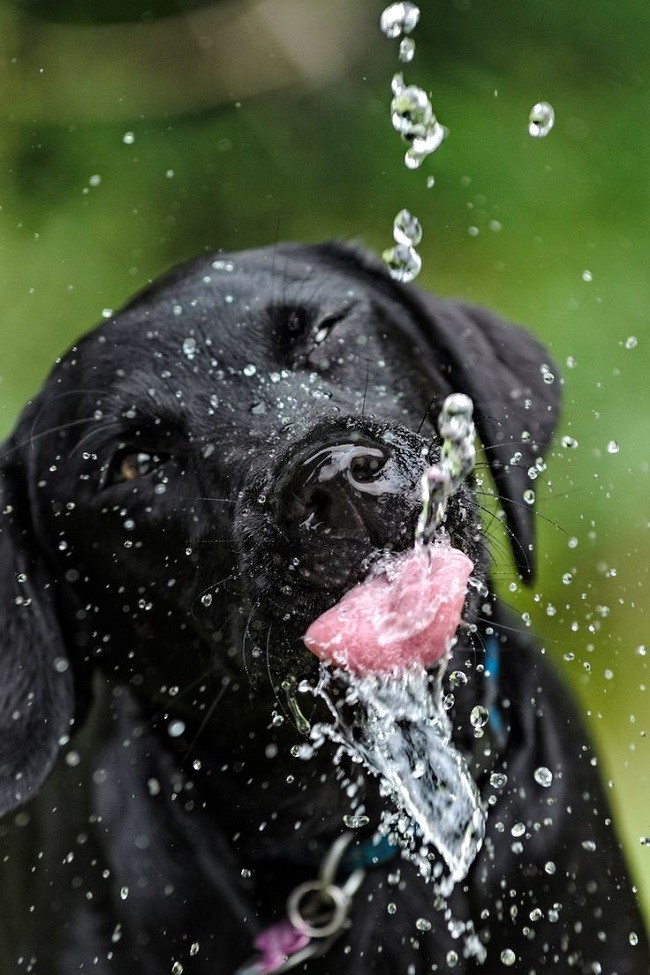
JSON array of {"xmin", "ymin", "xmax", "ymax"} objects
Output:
[
  {"xmin": 404, "ymin": 289, "xmax": 560, "ymax": 582},
  {"xmin": 0, "ymin": 443, "xmax": 74, "ymax": 815}
]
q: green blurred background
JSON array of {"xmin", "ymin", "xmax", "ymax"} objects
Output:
[{"xmin": 0, "ymin": 0, "xmax": 648, "ymax": 920}]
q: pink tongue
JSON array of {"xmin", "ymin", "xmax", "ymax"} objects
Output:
[{"xmin": 303, "ymin": 544, "xmax": 474, "ymax": 675}]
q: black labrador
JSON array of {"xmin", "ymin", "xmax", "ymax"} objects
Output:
[{"xmin": 0, "ymin": 243, "xmax": 647, "ymax": 974}]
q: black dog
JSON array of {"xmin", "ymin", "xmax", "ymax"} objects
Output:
[{"xmin": 0, "ymin": 243, "xmax": 647, "ymax": 973}]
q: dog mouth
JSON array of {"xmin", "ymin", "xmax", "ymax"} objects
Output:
[{"xmin": 302, "ymin": 537, "xmax": 474, "ymax": 675}]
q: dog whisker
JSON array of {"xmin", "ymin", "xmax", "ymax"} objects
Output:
[
  {"xmin": 183, "ymin": 680, "xmax": 230, "ymax": 758},
  {"xmin": 3, "ymin": 415, "xmax": 104, "ymax": 458},
  {"xmin": 240, "ymin": 597, "xmax": 262, "ymax": 690}
]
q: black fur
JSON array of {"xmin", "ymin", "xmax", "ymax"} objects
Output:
[{"xmin": 0, "ymin": 242, "xmax": 646, "ymax": 973}]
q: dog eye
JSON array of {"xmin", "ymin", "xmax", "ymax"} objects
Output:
[{"xmin": 107, "ymin": 450, "xmax": 166, "ymax": 485}]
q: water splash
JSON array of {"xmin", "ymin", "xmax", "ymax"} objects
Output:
[
  {"xmin": 307, "ymin": 664, "xmax": 485, "ymax": 885},
  {"xmin": 528, "ymin": 101, "xmax": 555, "ymax": 138},
  {"xmin": 416, "ymin": 393, "xmax": 476, "ymax": 545}
]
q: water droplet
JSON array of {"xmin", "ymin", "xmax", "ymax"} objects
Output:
[
  {"xmin": 541, "ymin": 367, "xmax": 555, "ymax": 384},
  {"xmin": 636, "ymin": 645, "xmax": 647, "ymax": 657},
  {"xmin": 391, "ymin": 71, "xmax": 405, "ymax": 95},
  {"xmin": 562, "ymin": 572, "xmax": 573, "ymax": 585},
  {"xmin": 190, "ymin": 943, "xmax": 200, "ymax": 956},
  {"xmin": 393, "ymin": 208, "xmax": 422, "ymax": 246},
  {"xmin": 470, "ymin": 705, "xmax": 489, "ymax": 729},
  {"xmin": 382, "ymin": 243, "xmax": 422, "ymax": 282},
  {"xmin": 380, "ymin": 2, "xmax": 420, "ymax": 39},
  {"xmin": 500, "ymin": 947, "xmax": 516, "ymax": 965},
  {"xmin": 624, "ymin": 335, "xmax": 638, "ymax": 349},
  {"xmin": 544, "ymin": 860, "xmax": 556, "ymax": 875},
  {"xmin": 391, "ymin": 85, "xmax": 443, "ymax": 149},
  {"xmin": 65, "ymin": 750, "xmax": 80, "ymax": 767},
  {"xmin": 448, "ymin": 670, "xmax": 468, "ymax": 688},
  {"xmin": 607, "ymin": 440, "xmax": 620, "ymax": 454},
  {"xmin": 561, "ymin": 435, "xmax": 579, "ymax": 449},
  {"xmin": 182, "ymin": 337, "xmax": 197, "ymax": 360},
  {"xmin": 399, "ymin": 37, "xmax": 415, "ymax": 62},
  {"xmin": 629, "ymin": 932, "xmax": 639, "ymax": 946},
  {"xmin": 171, "ymin": 963, "xmax": 184, "ymax": 974},
  {"xmin": 343, "ymin": 814, "xmax": 370, "ymax": 829},
  {"xmin": 446, "ymin": 950, "xmax": 458, "ymax": 966},
  {"xmin": 529, "ymin": 908, "xmax": 543, "ymax": 921},
  {"xmin": 511, "ymin": 822, "xmax": 525, "ymax": 837},
  {"xmin": 243, "ymin": 363, "xmax": 257, "ymax": 377},
  {"xmin": 528, "ymin": 101, "xmax": 555, "ymax": 138},
  {"xmin": 490, "ymin": 772, "xmax": 508, "ymax": 789},
  {"xmin": 412, "ymin": 760, "xmax": 426, "ymax": 778},
  {"xmin": 523, "ymin": 489, "xmax": 535, "ymax": 505},
  {"xmin": 426, "ymin": 175, "xmax": 435, "ymax": 189},
  {"xmin": 415, "ymin": 917, "xmax": 432, "ymax": 931},
  {"xmin": 122, "ymin": 131, "xmax": 135, "ymax": 145},
  {"xmin": 120, "ymin": 885, "xmax": 129, "ymax": 900},
  {"xmin": 582, "ymin": 269, "xmax": 593, "ymax": 282},
  {"xmin": 387, "ymin": 901, "xmax": 397, "ymax": 914},
  {"xmin": 167, "ymin": 719, "xmax": 186, "ymax": 738},
  {"xmin": 534, "ymin": 766, "xmax": 553, "ymax": 788},
  {"xmin": 53, "ymin": 657, "xmax": 69, "ymax": 673},
  {"xmin": 404, "ymin": 123, "xmax": 446, "ymax": 168}
]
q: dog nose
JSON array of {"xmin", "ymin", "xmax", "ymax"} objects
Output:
[
  {"xmin": 284, "ymin": 443, "xmax": 390, "ymax": 534},
  {"xmin": 279, "ymin": 437, "xmax": 421, "ymax": 550}
]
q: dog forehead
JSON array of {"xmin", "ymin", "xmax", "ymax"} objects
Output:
[{"xmin": 89, "ymin": 260, "xmax": 369, "ymax": 370}]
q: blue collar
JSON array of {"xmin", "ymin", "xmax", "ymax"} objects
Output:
[
  {"xmin": 281, "ymin": 833, "xmax": 398, "ymax": 873},
  {"xmin": 484, "ymin": 632, "xmax": 505, "ymax": 738}
]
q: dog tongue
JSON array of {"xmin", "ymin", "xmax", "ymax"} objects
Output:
[{"xmin": 303, "ymin": 544, "xmax": 473, "ymax": 675}]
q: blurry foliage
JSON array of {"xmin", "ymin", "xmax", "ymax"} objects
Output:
[
  {"xmin": 0, "ymin": 0, "xmax": 648, "ymax": 917},
  {"xmin": 17, "ymin": 0, "xmax": 212, "ymax": 23}
]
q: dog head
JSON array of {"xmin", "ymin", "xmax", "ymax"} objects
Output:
[{"xmin": 0, "ymin": 242, "xmax": 559, "ymax": 815}]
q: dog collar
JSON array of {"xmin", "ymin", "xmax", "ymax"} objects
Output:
[
  {"xmin": 483, "ymin": 632, "xmax": 505, "ymax": 738},
  {"xmin": 468, "ymin": 630, "xmax": 507, "ymax": 781},
  {"xmin": 279, "ymin": 833, "xmax": 397, "ymax": 872}
]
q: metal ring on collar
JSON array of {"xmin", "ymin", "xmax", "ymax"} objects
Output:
[{"xmin": 287, "ymin": 880, "xmax": 349, "ymax": 939}]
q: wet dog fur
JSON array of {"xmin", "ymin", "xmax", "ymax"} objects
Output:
[{"xmin": 0, "ymin": 242, "xmax": 647, "ymax": 973}]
